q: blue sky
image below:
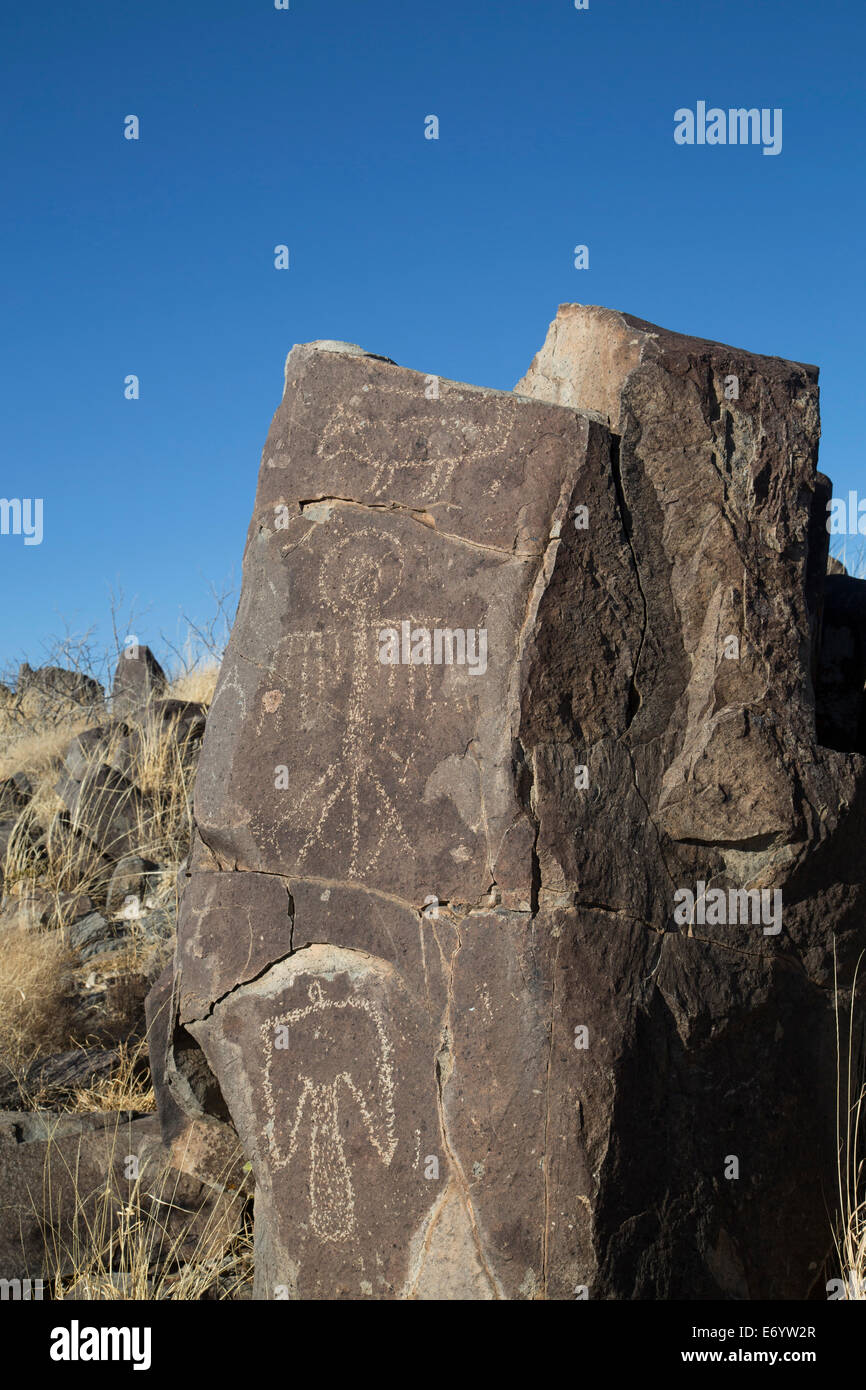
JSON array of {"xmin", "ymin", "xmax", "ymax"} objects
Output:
[{"xmin": 1, "ymin": 0, "xmax": 863, "ymax": 676}]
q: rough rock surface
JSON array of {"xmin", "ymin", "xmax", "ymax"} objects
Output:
[
  {"xmin": 0, "ymin": 1109, "xmax": 246, "ymax": 1289},
  {"xmin": 47, "ymin": 665, "xmax": 205, "ymax": 873},
  {"xmin": 0, "ymin": 650, "xmax": 205, "ymax": 1117},
  {"xmin": 157, "ymin": 317, "xmax": 866, "ymax": 1300},
  {"xmin": 111, "ymin": 644, "xmax": 167, "ymax": 716},
  {"xmin": 14, "ymin": 663, "xmax": 104, "ymax": 724}
]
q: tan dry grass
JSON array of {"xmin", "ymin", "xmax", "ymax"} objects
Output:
[
  {"xmin": 168, "ymin": 664, "xmax": 220, "ymax": 706},
  {"xmin": 0, "ymin": 923, "xmax": 74, "ymax": 1074},
  {"xmin": 0, "ymin": 714, "xmax": 93, "ymax": 782},
  {"xmin": 41, "ymin": 1123, "xmax": 253, "ymax": 1301},
  {"xmin": 0, "ymin": 659, "xmax": 217, "ymax": 782},
  {"xmin": 66, "ymin": 1039, "xmax": 155, "ymax": 1115},
  {"xmin": 834, "ymin": 948, "xmax": 866, "ymax": 1299},
  {"xmin": 0, "ymin": 679, "xmax": 201, "ymax": 1103},
  {"xmin": 2, "ymin": 693, "xmax": 201, "ymax": 919},
  {"xmin": 128, "ymin": 712, "xmax": 196, "ymax": 866}
]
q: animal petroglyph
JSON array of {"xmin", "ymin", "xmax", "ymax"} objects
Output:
[
  {"xmin": 262, "ymin": 981, "xmax": 398, "ymax": 1243},
  {"xmin": 314, "ymin": 395, "xmax": 504, "ymax": 504}
]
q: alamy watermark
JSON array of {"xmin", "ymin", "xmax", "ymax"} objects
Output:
[
  {"xmin": 0, "ymin": 497, "xmax": 43, "ymax": 545},
  {"xmin": 674, "ymin": 103, "xmax": 782, "ymax": 156},
  {"xmin": 377, "ymin": 622, "xmax": 487, "ymax": 676},
  {"xmin": 826, "ymin": 491, "xmax": 866, "ymax": 536},
  {"xmin": 0, "ymin": 1277, "xmax": 43, "ymax": 1300},
  {"xmin": 673, "ymin": 881, "xmax": 782, "ymax": 935},
  {"xmin": 49, "ymin": 1321, "xmax": 151, "ymax": 1371}
]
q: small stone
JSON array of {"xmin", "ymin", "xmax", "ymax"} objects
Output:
[{"xmin": 106, "ymin": 855, "xmax": 159, "ymax": 917}]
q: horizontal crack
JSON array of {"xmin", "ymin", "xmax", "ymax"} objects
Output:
[
  {"xmin": 284, "ymin": 496, "xmax": 548, "ymax": 560},
  {"xmin": 189, "ymin": 848, "xmax": 516, "ymax": 923}
]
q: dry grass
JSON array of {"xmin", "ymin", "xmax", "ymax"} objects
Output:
[
  {"xmin": 1, "ymin": 693, "xmax": 205, "ymax": 921},
  {"xmin": 834, "ymin": 948, "xmax": 866, "ymax": 1299},
  {"xmin": 0, "ymin": 662, "xmax": 210, "ymax": 1108},
  {"xmin": 66, "ymin": 1040, "xmax": 155, "ymax": 1115},
  {"xmin": 128, "ymin": 710, "xmax": 197, "ymax": 866},
  {"xmin": 0, "ymin": 717, "xmax": 93, "ymax": 783},
  {"xmin": 0, "ymin": 659, "xmax": 217, "ymax": 781},
  {"xmin": 42, "ymin": 1125, "xmax": 253, "ymax": 1301},
  {"xmin": 168, "ymin": 664, "xmax": 220, "ymax": 706},
  {"xmin": 0, "ymin": 923, "xmax": 74, "ymax": 1075},
  {"xmin": 2, "ymin": 639, "xmax": 248, "ymax": 1299}
]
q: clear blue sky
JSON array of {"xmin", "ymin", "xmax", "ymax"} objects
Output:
[{"xmin": 1, "ymin": 0, "xmax": 863, "ymax": 676}]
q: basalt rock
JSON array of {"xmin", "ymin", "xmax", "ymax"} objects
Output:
[
  {"xmin": 50, "ymin": 700, "xmax": 205, "ymax": 870},
  {"xmin": 106, "ymin": 854, "xmax": 160, "ymax": 917},
  {"xmin": 67, "ymin": 910, "xmax": 126, "ymax": 962},
  {"xmin": 0, "ymin": 1109, "xmax": 248, "ymax": 1291},
  {"xmin": 54, "ymin": 762, "xmax": 145, "ymax": 863},
  {"xmin": 111, "ymin": 645, "xmax": 167, "ymax": 716},
  {"xmin": 155, "ymin": 320, "xmax": 866, "ymax": 1300},
  {"xmin": 15, "ymin": 663, "xmax": 104, "ymax": 724},
  {"xmin": 0, "ymin": 1047, "xmax": 120, "ymax": 1110},
  {"xmin": 0, "ymin": 775, "xmax": 31, "ymax": 819}
]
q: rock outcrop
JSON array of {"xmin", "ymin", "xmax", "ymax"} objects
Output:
[
  {"xmin": 0, "ymin": 652, "xmax": 207, "ymax": 1113},
  {"xmin": 14, "ymin": 663, "xmax": 104, "ymax": 725},
  {"xmin": 156, "ymin": 314, "xmax": 866, "ymax": 1299},
  {"xmin": 0, "ymin": 1108, "xmax": 247, "ymax": 1295},
  {"xmin": 48, "ymin": 665, "xmax": 205, "ymax": 883},
  {"xmin": 112, "ymin": 645, "xmax": 167, "ymax": 717}
]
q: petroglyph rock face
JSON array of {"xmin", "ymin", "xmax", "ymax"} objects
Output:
[
  {"xmin": 194, "ymin": 345, "xmax": 623, "ymax": 909},
  {"xmin": 159, "ymin": 317, "xmax": 866, "ymax": 1299}
]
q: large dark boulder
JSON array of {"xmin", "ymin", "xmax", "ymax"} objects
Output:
[{"xmin": 156, "ymin": 323, "xmax": 866, "ymax": 1300}]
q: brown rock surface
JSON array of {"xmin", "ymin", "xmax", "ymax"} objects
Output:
[
  {"xmin": 155, "ymin": 321, "xmax": 866, "ymax": 1299},
  {"xmin": 111, "ymin": 645, "xmax": 167, "ymax": 717},
  {"xmin": 0, "ymin": 1109, "xmax": 246, "ymax": 1290}
]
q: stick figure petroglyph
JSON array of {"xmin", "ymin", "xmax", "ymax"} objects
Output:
[
  {"xmin": 262, "ymin": 981, "xmax": 398, "ymax": 1243},
  {"xmin": 275, "ymin": 527, "xmax": 457, "ymax": 877}
]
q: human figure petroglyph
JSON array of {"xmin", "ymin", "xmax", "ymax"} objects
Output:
[
  {"xmin": 269, "ymin": 526, "xmax": 468, "ymax": 876},
  {"xmin": 262, "ymin": 981, "xmax": 398, "ymax": 1243}
]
